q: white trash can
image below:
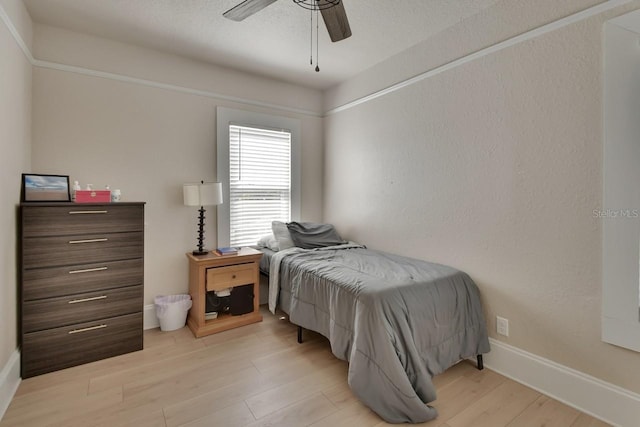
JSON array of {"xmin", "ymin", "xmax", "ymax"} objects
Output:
[{"xmin": 154, "ymin": 294, "xmax": 192, "ymax": 331}]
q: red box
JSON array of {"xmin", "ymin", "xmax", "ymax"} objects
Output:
[{"xmin": 75, "ymin": 190, "xmax": 111, "ymax": 203}]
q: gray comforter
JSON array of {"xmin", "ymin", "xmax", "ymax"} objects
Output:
[{"xmin": 268, "ymin": 244, "xmax": 490, "ymax": 423}]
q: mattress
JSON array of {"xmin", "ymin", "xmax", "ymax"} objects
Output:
[
  {"xmin": 254, "ymin": 246, "xmax": 275, "ymax": 275},
  {"xmin": 266, "ymin": 244, "xmax": 490, "ymax": 423}
]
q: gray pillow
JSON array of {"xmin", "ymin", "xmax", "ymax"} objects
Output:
[{"xmin": 286, "ymin": 222, "xmax": 346, "ymax": 249}]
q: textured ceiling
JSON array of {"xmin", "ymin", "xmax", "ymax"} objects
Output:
[{"xmin": 23, "ymin": 0, "xmax": 501, "ymax": 90}]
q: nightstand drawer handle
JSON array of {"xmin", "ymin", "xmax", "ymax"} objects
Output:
[
  {"xmin": 232, "ymin": 274, "xmax": 236, "ymax": 279},
  {"xmin": 69, "ymin": 266, "xmax": 108, "ymax": 274},
  {"xmin": 68, "ymin": 324, "xmax": 107, "ymax": 334},
  {"xmin": 68, "ymin": 210, "xmax": 108, "ymax": 214},
  {"xmin": 68, "ymin": 295, "xmax": 107, "ymax": 304},
  {"xmin": 68, "ymin": 238, "xmax": 108, "ymax": 244}
]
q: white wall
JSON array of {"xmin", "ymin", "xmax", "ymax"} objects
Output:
[
  {"xmin": 0, "ymin": 0, "xmax": 31, "ymax": 378},
  {"xmin": 0, "ymin": 0, "xmax": 31, "ymax": 417},
  {"xmin": 324, "ymin": 0, "xmax": 640, "ymax": 395},
  {"xmin": 30, "ymin": 25, "xmax": 324, "ymax": 306}
]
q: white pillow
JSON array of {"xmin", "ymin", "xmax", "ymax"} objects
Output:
[
  {"xmin": 257, "ymin": 234, "xmax": 280, "ymax": 252},
  {"xmin": 257, "ymin": 234, "xmax": 271, "ymax": 247},
  {"xmin": 272, "ymin": 221, "xmax": 295, "ymax": 250}
]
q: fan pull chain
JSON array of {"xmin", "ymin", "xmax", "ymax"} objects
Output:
[
  {"xmin": 308, "ymin": 6, "xmax": 320, "ymax": 72},
  {"xmin": 310, "ymin": 8, "xmax": 313, "ymax": 65},
  {"xmin": 315, "ymin": 7, "xmax": 320, "ymax": 72}
]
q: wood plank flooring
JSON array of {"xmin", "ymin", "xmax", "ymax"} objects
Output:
[{"xmin": 1, "ymin": 307, "xmax": 610, "ymax": 427}]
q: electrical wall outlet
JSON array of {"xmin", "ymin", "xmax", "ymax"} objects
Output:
[{"xmin": 497, "ymin": 316, "xmax": 509, "ymax": 336}]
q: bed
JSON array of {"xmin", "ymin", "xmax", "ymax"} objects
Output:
[{"xmin": 257, "ymin": 223, "xmax": 490, "ymax": 424}]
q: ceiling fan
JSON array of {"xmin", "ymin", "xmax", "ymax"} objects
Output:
[{"xmin": 223, "ymin": 0, "xmax": 352, "ymax": 43}]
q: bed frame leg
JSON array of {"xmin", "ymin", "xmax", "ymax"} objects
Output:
[
  {"xmin": 476, "ymin": 354, "xmax": 484, "ymax": 370},
  {"xmin": 297, "ymin": 326, "xmax": 303, "ymax": 344}
]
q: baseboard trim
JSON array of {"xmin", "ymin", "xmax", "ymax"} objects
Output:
[
  {"xmin": 484, "ymin": 338, "xmax": 640, "ymax": 427},
  {"xmin": 0, "ymin": 349, "xmax": 21, "ymax": 421},
  {"xmin": 143, "ymin": 304, "xmax": 159, "ymax": 330}
]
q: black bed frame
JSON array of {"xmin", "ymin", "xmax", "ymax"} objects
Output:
[{"xmin": 296, "ymin": 325, "xmax": 484, "ymax": 370}]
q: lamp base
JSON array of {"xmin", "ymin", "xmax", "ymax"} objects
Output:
[{"xmin": 193, "ymin": 206, "xmax": 208, "ymax": 256}]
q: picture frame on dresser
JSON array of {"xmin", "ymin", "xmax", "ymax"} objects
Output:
[{"xmin": 21, "ymin": 173, "xmax": 71, "ymax": 202}]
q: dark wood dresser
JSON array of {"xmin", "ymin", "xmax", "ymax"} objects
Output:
[{"xmin": 20, "ymin": 202, "xmax": 145, "ymax": 378}]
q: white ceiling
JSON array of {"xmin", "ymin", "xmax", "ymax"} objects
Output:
[{"xmin": 23, "ymin": 0, "xmax": 501, "ymax": 90}]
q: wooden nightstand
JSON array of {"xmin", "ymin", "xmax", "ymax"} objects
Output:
[{"xmin": 186, "ymin": 247, "xmax": 263, "ymax": 338}]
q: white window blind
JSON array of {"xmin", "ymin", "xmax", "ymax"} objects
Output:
[{"xmin": 229, "ymin": 124, "xmax": 292, "ymax": 247}]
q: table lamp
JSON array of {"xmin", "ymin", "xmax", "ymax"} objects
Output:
[{"xmin": 183, "ymin": 181, "xmax": 223, "ymax": 255}]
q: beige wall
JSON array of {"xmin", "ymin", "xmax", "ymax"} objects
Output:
[
  {"xmin": 7, "ymin": 0, "xmax": 640, "ymax": 402},
  {"xmin": 33, "ymin": 24, "xmax": 322, "ymax": 116},
  {"xmin": 323, "ymin": 0, "xmax": 605, "ymax": 112},
  {"xmin": 31, "ymin": 27, "xmax": 324, "ymax": 305},
  {"xmin": 0, "ymin": 0, "xmax": 31, "ymax": 368},
  {"xmin": 323, "ymin": 0, "xmax": 640, "ymax": 393}
]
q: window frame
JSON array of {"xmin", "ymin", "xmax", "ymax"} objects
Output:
[{"xmin": 216, "ymin": 107, "xmax": 301, "ymax": 247}]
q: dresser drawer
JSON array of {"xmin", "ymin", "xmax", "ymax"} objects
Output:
[
  {"xmin": 206, "ymin": 264, "xmax": 254, "ymax": 292},
  {"xmin": 23, "ymin": 231, "xmax": 143, "ymax": 269},
  {"xmin": 22, "ymin": 204, "xmax": 144, "ymax": 238},
  {"xmin": 22, "ymin": 258, "xmax": 143, "ymax": 300},
  {"xmin": 23, "ymin": 285, "xmax": 143, "ymax": 333},
  {"xmin": 22, "ymin": 312, "xmax": 143, "ymax": 378}
]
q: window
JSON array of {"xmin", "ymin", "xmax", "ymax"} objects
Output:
[
  {"xmin": 216, "ymin": 107, "xmax": 300, "ymax": 248},
  {"xmin": 229, "ymin": 124, "xmax": 291, "ymax": 246}
]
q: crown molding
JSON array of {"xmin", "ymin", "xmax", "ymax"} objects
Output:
[
  {"xmin": 2, "ymin": 1, "xmax": 634, "ymax": 118},
  {"xmin": 325, "ymin": 0, "xmax": 635, "ymax": 116},
  {"xmin": 0, "ymin": 2, "xmax": 33, "ymax": 63},
  {"xmin": 31, "ymin": 58, "xmax": 322, "ymax": 117},
  {"xmin": 0, "ymin": 3, "xmax": 321, "ymax": 118}
]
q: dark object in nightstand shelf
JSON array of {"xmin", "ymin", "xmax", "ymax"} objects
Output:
[
  {"xmin": 230, "ymin": 284, "xmax": 254, "ymax": 316},
  {"xmin": 205, "ymin": 291, "xmax": 230, "ymax": 314}
]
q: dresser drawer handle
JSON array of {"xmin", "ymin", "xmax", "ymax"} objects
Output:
[
  {"xmin": 68, "ymin": 210, "xmax": 108, "ymax": 214},
  {"xmin": 68, "ymin": 324, "xmax": 107, "ymax": 334},
  {"xmin": 68, "ymin": 238, "xmax": 108, "ymax": 244},
  {"xmin": 69, "ymin": 266, "xmax": 108, "ymax": 274},
  {"xmin": 232, "ymin": 274, "xmax": 236, "ymax": 279},
  {"xmin": 68, "ymin": 295, "xmax": 108, "ymax": 304}
]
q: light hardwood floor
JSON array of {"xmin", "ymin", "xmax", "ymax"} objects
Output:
[{"xmin": 1, "ymin": 307, "xmax": 610, "ymax": 427}]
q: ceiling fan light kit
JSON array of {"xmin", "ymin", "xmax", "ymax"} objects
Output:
[{"xmin": 223, "ymin": 0, "xmax": 351, "ymax": 73}]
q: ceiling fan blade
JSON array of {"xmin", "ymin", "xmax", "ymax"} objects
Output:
[
  {"xmin": 223, "ymin": 0, "xmax": 279, "ymax": 21},
  {"xmin": 319, "ymin": 0, "xmax": 352, "ymax": 42}
]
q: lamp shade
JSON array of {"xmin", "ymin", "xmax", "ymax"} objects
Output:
[{"xmin": 183, "ymin": 182, "xmax": 223, "ymax": 207}]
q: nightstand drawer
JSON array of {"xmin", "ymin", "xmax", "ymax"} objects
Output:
[
  {"xmin": 22, "ymin": 312, "xmax": 143, "ymax": 378},
  {"xmin": 206, "ymin": 264, "xmax": 254, "ymax": 291},
  {"xmin": 23, "ymin": 258, "xmax": 143, "ymax": 300},
  {"xmin": 23, "ymin": 231, "xmax": 143, "ymax": 269},
  {"xmin": 22, "ymin": 204, "xmax": 144, "ymax": 237},
  {"xmin": 23, "ymin": 285, "xmax": 143, "ymax": 333}
]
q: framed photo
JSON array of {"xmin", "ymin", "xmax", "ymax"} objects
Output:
[{"xmin": 21, "ymin": 173, "xmax": 71, "ymax": 202}]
